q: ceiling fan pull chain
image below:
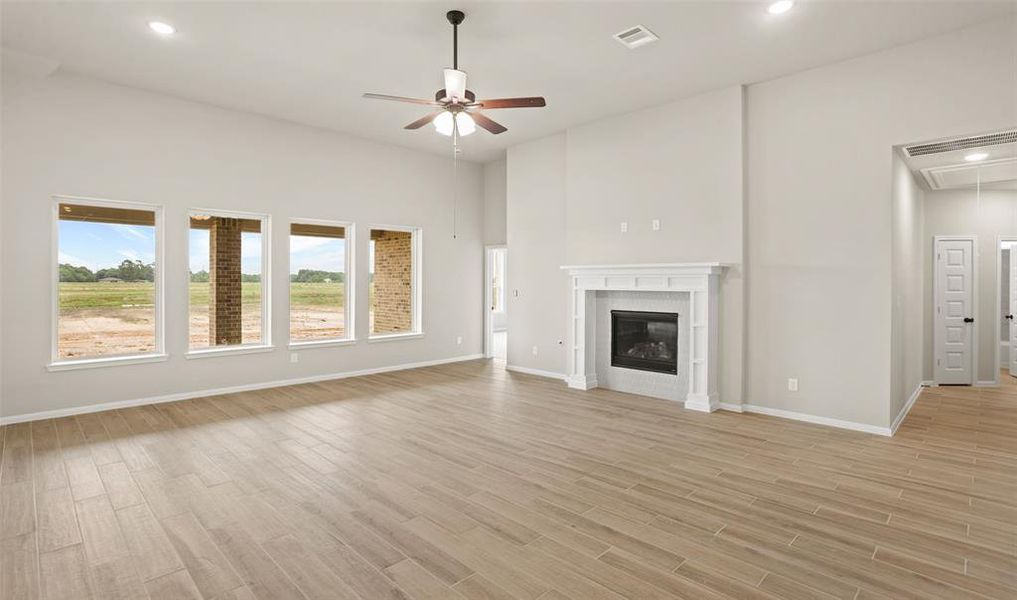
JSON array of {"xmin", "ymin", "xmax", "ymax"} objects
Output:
[{"xmin": 452, "ymin": 131, "xmax": 460, "ymax": 239}]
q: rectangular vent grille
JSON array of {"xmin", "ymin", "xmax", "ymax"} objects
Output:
[
  {"xmin": 905, "ymin": 130, "xmax": 1017, "ymax": 157},
  {"xmin": 614, "ymin": 25, "xmax": 659, "ymax": 49}
]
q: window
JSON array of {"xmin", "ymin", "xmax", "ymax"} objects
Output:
[
  {"xmin": 369, "ymin": 227, "xmax": 421, "ymax": 337},
  {"xmin": 53, "ymin": 197, "xmax": 163, "ymax": 366},
  {"xmin": 289, "ymin": 221, "xmax": 352, "ymax": 344},
  {"xmin": 188, "ymin": 210, "xmax": 270, "ymax": 352}
]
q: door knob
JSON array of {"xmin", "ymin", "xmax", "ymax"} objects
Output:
[
  {"xmin": 963, "ymin": 317, "xmax": 974, "ymax": 323},
  {"xmin": 1007, "ymin": 315, "xmax": 1014, "ymax": 320}
]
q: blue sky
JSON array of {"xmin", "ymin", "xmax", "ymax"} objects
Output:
[
  {"xmin": 58, "ymin": 221, "xmax": 155, "ymax": 271},
  {"xmin": 60, "ymin": 221, "xmax": 349, "ymax": 276}
]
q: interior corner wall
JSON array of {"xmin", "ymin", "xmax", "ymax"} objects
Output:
[
  {"xmin": 890, "ymin": 150, "xmax": 925, "ymax": 424},
  {"xmin": 923, "ymin": 187, "xmax": 1017, "ymax": 384},
  {"xmin": 746, "ymin": 18, "xmax": 1017, "ymax": 429},
  {"xmin": 483, "ymin": 159, "xmax": 507, "ymax": 246},
  {"xmin": 1, "ymin": 70, "xmax": 485, "ymax": 421},
  {"xmin": 505, "ymin": 134, "xmax": 568, "ymax": 374}
]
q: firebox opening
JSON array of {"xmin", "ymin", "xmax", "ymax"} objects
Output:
[{"xmin": 610, "ymin": 310, "xmax": 679, "ymax": 374}]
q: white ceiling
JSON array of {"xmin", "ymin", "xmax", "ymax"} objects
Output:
[{"xmin": 2, "ymin": 1, "xmax": 1013, "ymax": 162}]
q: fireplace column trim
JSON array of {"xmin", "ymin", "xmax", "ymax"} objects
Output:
[{"xmin": 561, "ymin": 263, "xmax": 728, "ymax": 413}]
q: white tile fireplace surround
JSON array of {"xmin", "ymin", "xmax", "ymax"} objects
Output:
[{"xmin": 561, "ymin": 263, "xmax": 727, "ymax": 412}]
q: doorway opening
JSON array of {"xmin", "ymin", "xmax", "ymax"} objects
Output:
[
  {"xmin": 996, "ymin": 237, "xmax": 1017, "ymax": 383},
  {"xmin": 484, "ymin": 246, "xmax": 507, "ymax": 361},
  {"xmin": 893, "ymin": 128, "xmax": 1017, "ymax": 396}
]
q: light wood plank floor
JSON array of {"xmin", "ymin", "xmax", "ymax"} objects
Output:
[{"xmin": 2, "ymin": 361, "xmax": 1016, "ymax": 599}]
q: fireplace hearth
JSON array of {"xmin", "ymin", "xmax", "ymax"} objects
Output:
[{"xmin": 611, "ymin": 310, "xmax": 679, "ymax": 374}]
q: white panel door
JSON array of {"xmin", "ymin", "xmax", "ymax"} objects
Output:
[
  {"xmin": 935, "ymin": 238, "xmax": 975, "ymax": 385},
  {"xmin": 1009, "ymin": 245, "xmax": 1017, "ymax": 377}
]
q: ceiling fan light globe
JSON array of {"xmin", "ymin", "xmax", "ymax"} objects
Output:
[
  {"xmin": 443, "ymin": 69, "xmax": 468, "ymax": 101},
  {"xmin": 455, "ymin": 112, "xmax": 476, "ymax": 136},
  {"xmin": 433, "ymin": 111, "xmax": 455, "ymax": 136}
]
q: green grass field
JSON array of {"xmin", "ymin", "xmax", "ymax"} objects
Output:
[{"xmin": 58, "ymin": 281, "xmax": 345, "ymax": 309}]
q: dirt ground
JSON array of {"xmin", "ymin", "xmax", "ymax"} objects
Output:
[{"xmin": 57, "ymin": 306, "xmax": 346, "ymax": 358}]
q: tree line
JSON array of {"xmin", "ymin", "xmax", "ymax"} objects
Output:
[
  {"xmin": 61, "ymin": 262, "xmax": 343, "ymax": 284},
  {"xmin": 59, "ymin": 260, "xmax": 154, "ymax": 282}
]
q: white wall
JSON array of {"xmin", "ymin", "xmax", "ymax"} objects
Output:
[
  {"xmin": 1, "ymin": 69, "xmax": 484, "ymax": 420},
  {"xmin": 564, "ymin": 86, "xmax": 745, "ymax": 405},
  {"xmin": 505, "ymin": 134, "xmax": 568, "ymax": 375},
  {"xmin": 923, "ymin": 188, "xmax": 1017, "ymax": 384},
  {"xmin": 745, "ymin": 18, "xmax": 1017, "ymax": 428},
  {"xmin": 483, "ymin": 160, "xmax": 507, "ymax": 246},
  {"xmin": 890, "ymin": 150, "xmax": 925, "ymax": 423},
  {"xmin": 503, "ymin": 18, "xmax": 1017, "ymax": 430},
  {"xmin": 503, "ymin": 88, "xmax": 745, "ymax": 404}
]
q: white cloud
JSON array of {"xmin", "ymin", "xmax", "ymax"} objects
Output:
[
  {"xmin": 58, "ymin": 252, "xmax": 97, "ymax": 270},
  {"xmin": 109, "ymin": 224, "xmax": 151, "ymax": 241},
  {"xmin": 290, "ymin": 235, "xmax": 332, "ymax": 253},
  {"xmin": 119, "ymin": 249, "xmax": 141, "ymax": 261},
  {"xmin": 241, "ymin": 234, "xmax": 262, "ymax": 258}
]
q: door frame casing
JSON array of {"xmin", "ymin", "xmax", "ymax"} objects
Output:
[
  {"xmin": 484, "ymin": 245, "xmax": 507, "ymax": 359},
  {"xmin": 992, "ymin": 235, "xmax": 1017, "ymax": 385},
  {"xmin": 933, "ymin": 235, "xmax": 978, "ymax": 386}
]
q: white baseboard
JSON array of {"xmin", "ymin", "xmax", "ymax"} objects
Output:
[
  {"xmin": 717, "ymin": 402, "xmax": 744, "ymax": 413},
  {"xmin": 975, "ymin": 380, "xmax": 999, "ymax": 388},
  {"xmin": 505, "ymin": 364, "xmax": 567, "ymax": 381},
  {"xmin": 0, "ymin": 354, "xmax": 484, "ymax": 426},
  {"xmin": 737, "ymin": 403, "xmax": 892, "ymax": 437},
  {"xmin": 565, "ymin": 374, "xmax": 598, "ymax": 390},
  {"xmin": 890, "ymin": 382, "xmax": 925, "ymax": 435},
  {"xmin": 684, "ymin": 392, "xmax": 719, "ymax": 413}
]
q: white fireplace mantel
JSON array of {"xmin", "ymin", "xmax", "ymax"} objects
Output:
[{"xmin": 560, "ymin": 263, "xmax": 727, "ymax": 412}]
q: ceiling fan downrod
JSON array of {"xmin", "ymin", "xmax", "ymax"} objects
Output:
[{"xmin": 447, "ymin": 10, "xmax": 465, "ymax": 70}]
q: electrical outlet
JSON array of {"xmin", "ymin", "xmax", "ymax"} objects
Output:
[
  {"xmin": 532, "ymin": 345, "xmax": 539, "ymax": 356},
  {"xmin": 652, "ymin": 219, "xmax": 661, "ymax": 231},
  {"xmin": 787, "ymin": 378, "xmax": 798, "ymax": 392},
  {"xmin": 456, "ymin": 336, "xmax": 463, "ymax": 345},
  {"xmin": 620, "ymin": 221, "xmax": 628, "ymax": 233},
  {"xmin": 290, "ymin": 353, "xmax": 299, "ymax": 364}
]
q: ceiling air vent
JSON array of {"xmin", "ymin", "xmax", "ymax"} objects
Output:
[
  {"xmin": 614, "ymin": 25, "xmax": 659, "ymax": 49},
  {"xmin": 905, "ymin": 130, "xmax": 1017, "ymax": 157}
]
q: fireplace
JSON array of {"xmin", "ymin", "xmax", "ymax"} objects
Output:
[{"xmin": 611, "ymin": 310, "xmax": 679, "ymax": 374}]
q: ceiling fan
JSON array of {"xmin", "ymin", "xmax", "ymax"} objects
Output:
[{"xmin": 363, "ymin": 9, "xmax": 546, "ymax": 136}]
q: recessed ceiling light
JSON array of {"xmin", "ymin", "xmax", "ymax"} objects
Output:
[
  {"xmin": 768, "ymin": 1, "xmax": 795, "ymax": 15},
  {"xmin": 148, "ymin": 21, "xmax": 176, "ymax": 35},
  {"xmin": 964, "ymin": 152, "xmax": 989, "ymax": 162}
]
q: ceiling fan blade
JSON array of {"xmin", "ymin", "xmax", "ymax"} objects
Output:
[
  {"xmin": 404, "ymin": 112, "xmax": 442, "ymax": 130},
  {"xmin": 363, "ymin": 93, "xmax": 442, "ymax": 106},
  {"xmin": 472, "ymin": 112, "xmax": 508, "ymax": 135},
  {"xmin": 475, "ymin": 97, "xmax": 546, "ymax": 109}
]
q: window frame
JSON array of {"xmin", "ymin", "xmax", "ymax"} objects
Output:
[
  {"xmin": 367, "ymin": 224, "xmax": 423, "ymax": 341},
  {"xmin": 49, "ymin": 195, "xmax": 167, "ymax": 371},
  {"xmin": 185, "ymin": 208, "xmax": 273, "ymax": 358},
  {"xmin": 287, "ymin": 218, "xmax": 356, "ymax": 348}
]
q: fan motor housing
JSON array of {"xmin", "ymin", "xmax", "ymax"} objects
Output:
[{"xmin": 436, "ymin": 88, "xmax": 475, "ymax": 103}]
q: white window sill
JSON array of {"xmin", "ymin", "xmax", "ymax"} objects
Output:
[
  {"xmin": 367, "ymin": 332, "xmax": 424, "ymax": 344},
  {"xmin": 48, "ymin": 353, "xmax": 169, "ymax": 372},
  {"xmin": 185, "ymin": 345, "xmax": 275, "ymax": 359},
  {"xmin": 288, "ymin": 339, "xmax": 356, "ymax": 350}
]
